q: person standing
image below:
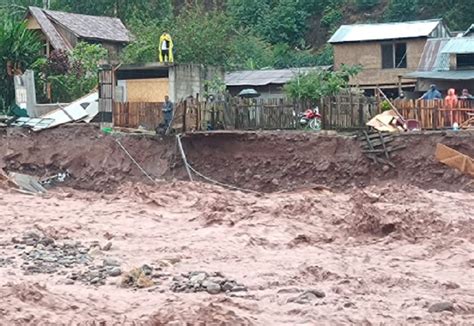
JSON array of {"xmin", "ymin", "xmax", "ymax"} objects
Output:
[
  {"xmin": 419, "ymin": 84, "xmax": 442, "ymax": 100},
  {"xmin": 459, "ymin": 88, "xmax": 474, "ymax": 100},
  {"xmin": 444, "ymin": 88, "xmax": 459, "ymax": 127},
  {"xmin": 445, "ymin": 88, "xmax": 459, "ymax": 108},
  {"xmin": 162, "ymin": 95, "xmax": 173, "ymax": 130}
]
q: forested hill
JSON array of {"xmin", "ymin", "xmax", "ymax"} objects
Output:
[{"xmin": 1, "ymin": 0, "xmax": 473, "ymax": 70}]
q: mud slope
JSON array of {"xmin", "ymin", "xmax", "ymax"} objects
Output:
[
  {"xmin": 0, "ymin": 125, "xmax": 176, "ymax": 192},
  {"xmin": 1, "ymin": 126, "xmax": 473, "ymax": 192},
  {"xmin": 181, "ymin": 131, "xmax": 474, "ymax": 192}
]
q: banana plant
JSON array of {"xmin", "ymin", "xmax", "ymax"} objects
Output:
[{"xmin": 0, "ymin": 19, "xmax": 42, "ymax": 75}]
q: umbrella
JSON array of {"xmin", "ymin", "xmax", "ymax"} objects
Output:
[{"xmin": 238, "ymin": 88, "xmax": 260, "ymax": 98}]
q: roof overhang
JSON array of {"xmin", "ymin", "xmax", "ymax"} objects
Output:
[{"xmin": 403, "ymin": 70, "xmax": 474, "ymax": 81}]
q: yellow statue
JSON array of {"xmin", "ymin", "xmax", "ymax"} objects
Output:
[{"xmin": 159, "ymin": 33, "xmax": 174, "ymax": 63}]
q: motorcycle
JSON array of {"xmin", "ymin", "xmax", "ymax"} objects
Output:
[{"xmin": 297, "ymin": 107, "xmax": 322, "ymax": 131}]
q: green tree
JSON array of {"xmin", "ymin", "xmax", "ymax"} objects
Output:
[
  {"xmin": 284, "ymin": 65, "xmax": 361, "ymax": 104},
  {"xmin": 385, "ymin": 0, "xmax": 418, "ymax": 22},
  {"xmin": 170, "ymin": 6, "xmax": 232, "ymax": 66},
  {"xmin": 258, "ymin": 0, "xmax": 309, "ymax": 46},
  {"xmin": 418, "ymin": 0, "xmax": 473, "ymax": 31},
  {"xmin": 356, "ymin": 0, "xmax": 379, "ymax": 10},
  {"xmin": 227, "ymin": 0, "xmax": 270, "ymax": 29},
  {"xmin": 228, "ymin": 31, "xmax": 273, "ymax": 70},
  {"xmin": 120, "ymin": 18, "xmax": 164, "ymax": 64},
  {"xmin": 0, "ymin": 18, "xmax": 41, "ymax": 112}
]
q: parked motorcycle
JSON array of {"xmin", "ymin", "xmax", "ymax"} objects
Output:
[{"xmin": 297, "ymin": 107, "xmax": 322, "ymax": 131}]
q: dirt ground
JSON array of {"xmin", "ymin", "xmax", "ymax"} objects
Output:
[{"xmin": 0, "ymin": 126, "xmax": 473, "ymax": 325}]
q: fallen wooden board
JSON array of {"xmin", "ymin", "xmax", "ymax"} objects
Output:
[{"xmin": 435, "ymin": 144, "xmax": 474, "ymax": 177}]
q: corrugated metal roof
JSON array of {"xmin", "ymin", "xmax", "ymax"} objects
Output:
[
  {"xmin": 28, "ymin": 6, "xmax": 71, "ymax": 50},
  {"xmin": 441, "ymin": 37, "xmax": 474, "ymax": 54},
  {"xmin": 417, "ymin": 38, "xmax": 451, "ymax": 71},
  {"xmin": 404, "ymin": 70, "xmax": 474, "ymax": 80},
  {"xmin": 328, "ymin": 19, "xmax": 442, "ymax": 44},
  {"xmin": 225, "ymin": 67, "xmax": 331, "ymax": 87}
]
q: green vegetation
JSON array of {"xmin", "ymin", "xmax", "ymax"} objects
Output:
[
  {"xmin": 0, "ymin": 18, "xmax": 42, "ymax": 112},
  {"xmin": 284, "ymin": 65, "xmax": 361, "ymax": 104},
  {"xmin": 35, "ymin": 42, "xmax": 107, "ymax": 103}
]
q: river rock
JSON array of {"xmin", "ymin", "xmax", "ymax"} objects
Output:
[
  {"xmin": 108, "ymin": 267, "xmax": 122, "ymax": 277},
  {"xmin": 428, "ymin": 301, "xmax": 454, "ymax": 313},
  {"xmin": 102, "ymin": 258, "xmax": 120, "ymax": 267},
  {"xmin": 204, "ymin": 281, "xmax": 222, "ymax": 295},
  {"xmin": 102, "ymin": 242, "xmax": 112, "ymax": 251},
  {"xmin": 289, "ymin": 289, "xmax": 326, "ymax": 304},
  {"xmin": 190, "ymin": 272, "xmax": 208, "ymax": 285}
]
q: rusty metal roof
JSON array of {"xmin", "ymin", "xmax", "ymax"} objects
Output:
[
  {"xmin": 28, "ymin": 6, "xmax": 131, "ymax": 48},
  {"xmin": 225, "ymin": 67, "xmax": 331, "ymax": 87},
  {"xmin": 417, "ymin": 38, "xmax": 451, "ymax": 71},
  {"xmin": 329, "ymin": 19, "xmax": 443, "ymax": 44}
]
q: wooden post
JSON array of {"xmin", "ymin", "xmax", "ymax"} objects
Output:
[
  {"xmin": 349, "ymin": 91, "xmax": 354, "ymax": 129},
  {"xmin": 182, "ymin": 100, "xmax": 187, "ymax": 132}
]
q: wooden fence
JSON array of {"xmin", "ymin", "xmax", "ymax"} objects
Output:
[
  {"xmin": 113, "ymin": 102, "xmax": 163, "ymax": 130},
  {"xmin": 113, "ymin": 101, "xmax": 199, "ymax": 132},
  {"xmin": 320, "ymin": 93, "xmax": 377, "ymax": 130},
  {"xmin": 393, "ymin": 99, "xmax": 474, "ymax": 129},
  {"xmin": 112, "ymin": 97, "xmax": 474, "ymax": 132},
  {"xmin": 195, "ymin": 98, "xmax": 302, "ymax": 130}
]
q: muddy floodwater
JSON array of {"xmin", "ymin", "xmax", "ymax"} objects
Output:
[
  {"xmin": 0, "ymin": 182, "xmax": 473, "ymax": 325},
  {"xmin": 0, "ymin": 126, "xmax": 473, "ymax": 324}
]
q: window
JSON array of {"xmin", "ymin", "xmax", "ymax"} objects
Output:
[
  {"xmin": 457, "ymin": 54, "xmax": 474, "ymax": 69},
  {"xmin": 381, "ymin": 43, "xmax": 407, "ymax": 69}
]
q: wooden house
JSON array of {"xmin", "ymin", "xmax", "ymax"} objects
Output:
[
  {"xmin": 26, "ymin": 6, "xmax": 131, "ymax": 60},
  {"xmin": 329, "ymin": 19, "xmax": 450, "ymax": 94}
]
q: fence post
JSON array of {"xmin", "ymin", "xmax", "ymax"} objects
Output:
[{"xmin": 182, "ymin": 100, "xmax": 187, "ymax": 132}]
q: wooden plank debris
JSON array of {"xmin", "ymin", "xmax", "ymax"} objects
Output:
[
  {"xmin": 435, "ymin": 144, "xmax": 474, "ymax": 177},
  {"xmin": 360, "ymin": 130, "xmax": 399, "ymax": 167}
]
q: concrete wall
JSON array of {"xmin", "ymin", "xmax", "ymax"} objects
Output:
[
  {"xmin": 169, "ymin": 64, "xmax": 224, "ymax": 102},
  {"xmin": 14, "ymin": 70, "xmax": 68, "ymax": 118},
  {"xmin": 334, "ymin": 38, "xmax": 426, "ymax": 87}
]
